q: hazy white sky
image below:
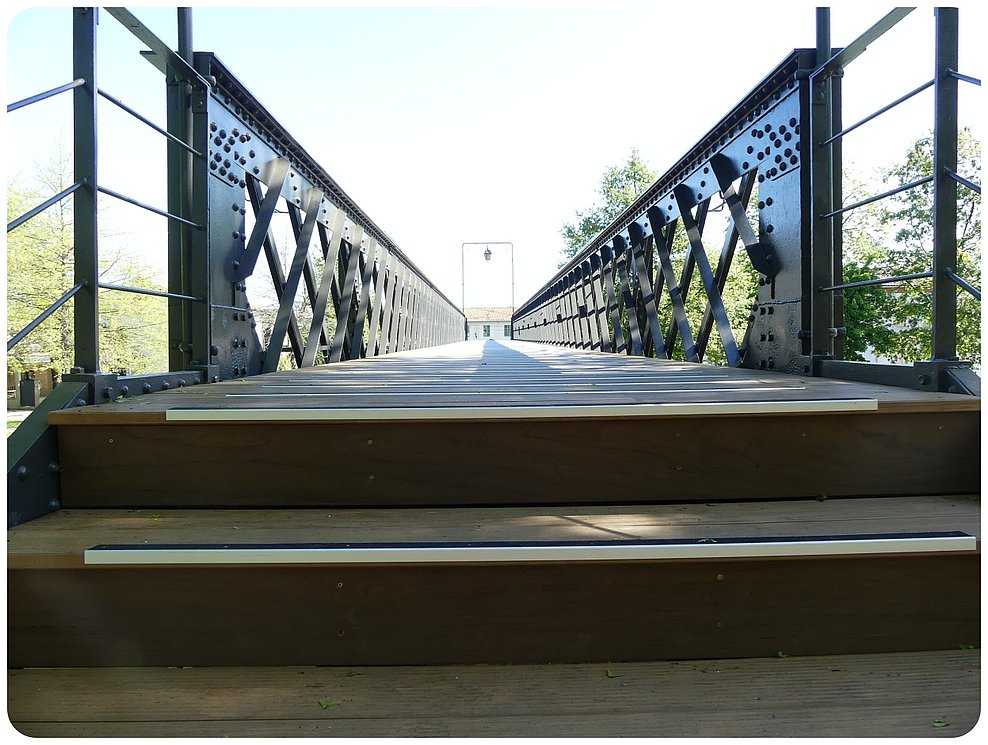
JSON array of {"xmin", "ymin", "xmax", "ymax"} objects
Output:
[{"xmin": 4, "ymin": 1, "xmax": 984, "ymax": 312}]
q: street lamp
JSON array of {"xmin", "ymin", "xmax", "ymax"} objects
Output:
[
  {"xmin": 461, "ymin": 241, "xmax": 515, "ymax": 341},
  {"xmin": 461, "ymin": 241, "xmax": 514, "ymax": 309}
]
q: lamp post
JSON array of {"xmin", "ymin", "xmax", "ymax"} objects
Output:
[{"xmin": 461, "ymin": 241, "xmax": 515, "ymax": 340}]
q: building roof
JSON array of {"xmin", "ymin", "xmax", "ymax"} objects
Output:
[{"xmin": 464, "ymin": 307, "xmax": 514, "ymax": 323}]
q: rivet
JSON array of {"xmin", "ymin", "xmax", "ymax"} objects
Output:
[
  {"xmin": 119, "ymin": 385, "xmax": 129, "ymax": 396},
  {"xmin": 337, "ymin": 582, "xmax": 344, "ymax": 589},
  {"xmin": 161, "ymin": 381, "xmax": 170, "ymax": 390},
  {"xmin": 717, "ymin": 574, "xmax": 724, "ymax": 580},
  {"xmin": 142, "ymin": 383, "xmax": 152, "ymax": 394},
  {"xmin": 368, "ymin": 474, "xmax": 375, "ymax": 480},
  {"xmin": 367, "ymin": 439, "xmax": 373, "ymax": 445},
  {"xmin": 178, "ymin": 379, "xmax": 187, "ymax": 387},
  {"xmin": 16, "ymin": 466, "xmax": 28, "ymax": 480},
  {"xmin": 48, "ymin": 462, "xmax": 60, "ymax": 474}
]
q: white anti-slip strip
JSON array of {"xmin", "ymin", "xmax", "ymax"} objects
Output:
[
  {"xmin": 84, "ymin": 535, "xmax": 976, "ymax": 565},
  {"xmin": 165, "ymin": 398, "xmax": 878, "ymax": 422}
]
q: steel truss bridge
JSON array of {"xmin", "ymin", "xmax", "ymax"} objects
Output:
[{"xmin": 6, "ymin": 6, "xmax": 982, "ymax": 737}]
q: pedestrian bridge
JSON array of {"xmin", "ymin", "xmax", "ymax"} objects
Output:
[{"xmin": 6, "ymin": 6, "xmax": 981, "ymax": 737}]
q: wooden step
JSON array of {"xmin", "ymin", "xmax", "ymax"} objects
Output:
[
  {"xmin": 47, "ymin": 342, "xmax": 980, "ymax": 508},
  {"xmin": 8, "ymin": 497, "xmax": 979, "ymax": 667},
  {"xmin": 8, "ymin": 650, "xmax": 980, "ymax": 737}
]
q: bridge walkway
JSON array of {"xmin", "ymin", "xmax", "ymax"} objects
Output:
[{"xmin": 8, "ymin": 339, "xmax": 981, "ymax": 736}]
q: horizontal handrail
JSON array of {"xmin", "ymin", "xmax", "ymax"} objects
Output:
[
  {"xmin": 945, "ymin": 270, "xmax": 981, "ymax": 301},
  {"xmin": 7, "ymin": 181, "xmax": 85, "ymax": 233},
  {"xmin": 6, "ymin": 282, "xmax": 86, "ymax": 352},
  {"xmin": 820, "ymin": 79, "xmax": 933, "ymax": 147},
  {"xmin": 98, "ymin": 282, "xmax": 203, "ymax": 302},
  {"xmin": 948, "ymin": 69, "xmax": 981, "ymax": 86},
  {"xmin": 98, "ymin": 88, "xmax": 202, "ymax": 157},
  {"xmin": 96, "ymin": 185, "xmax": 203, "ymax": 229},
  {"xmin": 104, "ymin": 8, "xmax": 211, "ymax": 89},
  {"xmin": 6, "ymin": 78, "xmax": 84, "ymax": 113},
  {"xmin": 819, "ymin": 175, "xmax": 934, "ymax": 220},
  {"xmin": 945, "ymin": 168, "xmax": 981, "ymax": 195},
  {"xmin": 818, "ymin": 271, "xmax": 934, "ymax": 293},
  {"xmin": 809, "ymin": 8, "xmax": 914, "ymax": 79}
]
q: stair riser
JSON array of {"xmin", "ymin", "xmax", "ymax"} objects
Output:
[
  {"xmin": 9, "ymin": 553, "xmax": 979, "ymax": 666},
  {"xmin": 56, "ymin": 411, "xmax": 978, "ymax": 507}
]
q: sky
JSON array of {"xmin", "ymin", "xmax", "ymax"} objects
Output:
[{"xmin": 3, "ymin": 1, "xmax": 984, "ymax": 313}]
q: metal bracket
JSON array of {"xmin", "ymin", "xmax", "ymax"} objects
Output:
[
  {"xmin": 7, "ymin": 382, "xmax": 88, "ymax": 527},
  {"xmin": 62, "ymin": 369, "xmax": 213, "ymax": 402},
  {"xmin": 811, "ymin": 358, "xmax": 981, "ymax": 394}
]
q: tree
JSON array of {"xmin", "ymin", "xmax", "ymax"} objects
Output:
[
  {"xmin": 842, "ymin": 128, "xmax": 981, "ymax": 364},
  {"xmin": 7, "ymin": 155, "xmax": 169, "ymax": 376},
  {"xmin": 560, "ymin": 148, "xmax": 656, "ymax": 262}
]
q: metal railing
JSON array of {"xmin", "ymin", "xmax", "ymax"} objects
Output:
[
  {"xmin": 7, "ymin": 6, "xmax": 464, "ymax": 527},
  {"xmin": 7, "ymin": 7, "xmax": 463, "ymax": 382},
  {"xmin": 513, "ymin": 7, "xmax": 980, "ymax": 394}
]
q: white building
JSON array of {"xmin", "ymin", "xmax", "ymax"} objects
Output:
[{"xmin": 464, "ymin": 307, "xmax": 513, "ymax": 340}]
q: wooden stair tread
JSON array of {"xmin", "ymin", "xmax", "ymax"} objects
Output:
[
  {"xmin": 8, "ymin": 650, "xmax": 980, "ymax": 737},
  {"xmin": 8, "ymin": 496, "xmax": 980, "ymax": 569}
]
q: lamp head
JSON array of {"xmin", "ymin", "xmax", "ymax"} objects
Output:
[{"xmin": 484, "ymin": 247, "xmax": 492, "ymax": 261}]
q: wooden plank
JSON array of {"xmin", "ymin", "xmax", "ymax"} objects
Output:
[
  {"xmin": 7, "ymin": 496, "xmax": 980, "ymax": 569},
  {"xmin": 7, "ymin": 651, "xmax": 980, "ymax": 737},
  {"xmin": 8, "ymin": 552, "xmax": 979, "ymax": 666},
  {"xmin": 55, "ymin": 411, "xmax": 979, "ymax": 506}
]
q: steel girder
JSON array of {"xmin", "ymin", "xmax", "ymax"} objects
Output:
[{"xmin": 514, "ymin": 50, "xmax": 813, "ymax": 374}]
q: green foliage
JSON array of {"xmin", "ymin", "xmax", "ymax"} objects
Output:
[
  {"xmin": 842, "ymin": 129, "xmax": 981, "ymax": 364},
  {"xmin": 7, "ymin": 157, "xmax": 168, "ymax": 375},
  {"xmin": 560, "ymin": 149, "xmax": 656, "ymax": 263},
  {"xmin": 561, "ymin": 131, "xmax": 980, "ymax": 368}
]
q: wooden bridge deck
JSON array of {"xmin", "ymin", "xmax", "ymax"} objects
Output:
[
  {"xmin": 49, "ymin": 339, "xmax": 979, "ymax": 423},
  {"xmin": 9, "ymin": 339, "xmax": 980, "ymax": 736}
]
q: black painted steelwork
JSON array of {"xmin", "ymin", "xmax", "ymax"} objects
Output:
[
  {"xmin": 6, "ymin": 7, "xmax": 463, "ymax": 526},
  {"xmin": 514, "ymin": 47, "xmax": 813, "ymax": 374},
  {"xmin": 513, "ymin": 8, "xmax": 981, "ymax": 392}
]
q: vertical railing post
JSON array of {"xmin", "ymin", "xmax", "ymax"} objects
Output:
[
  {"xmin": 809, "ymin": 7, "xmax": 836, "ymax": 366},
  {"xmin": 931, "ymin": 7, "xmax": 959, "ymax": 361},
  {"xmin": 830, "ymin": 52, "xmax": 845, "ymax": 360},
  {"xmin": 167, "ymin": 7, "xmax": 210, "ymax": 371},
  {"xmin": 72, "ymin": 7, "xmax": 99, "ymax": 373}
]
